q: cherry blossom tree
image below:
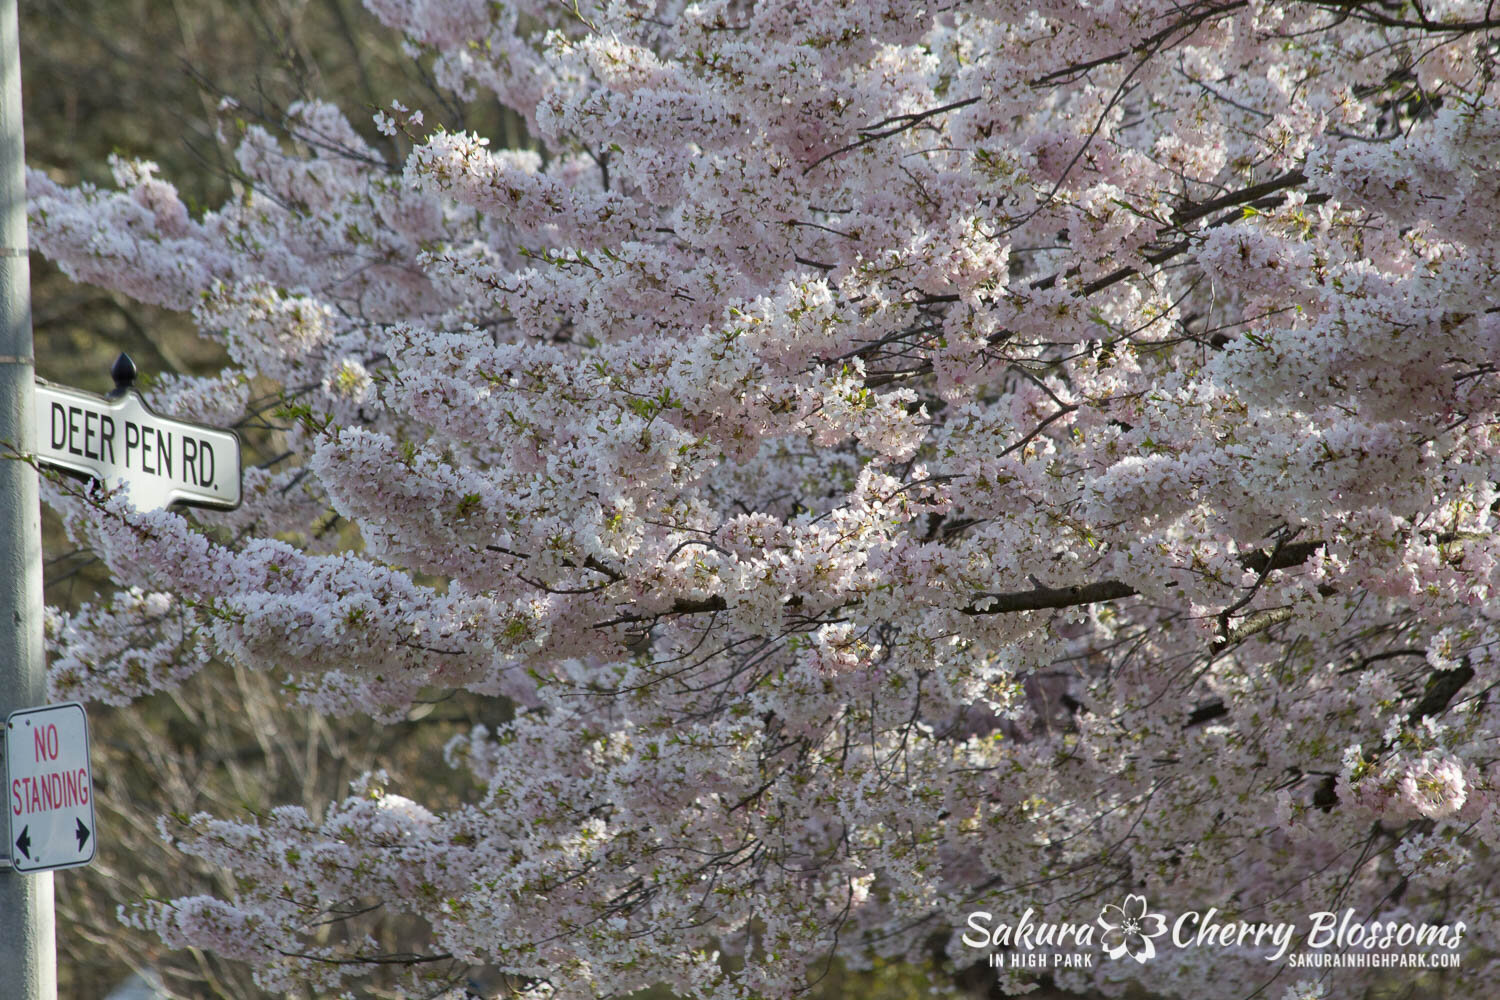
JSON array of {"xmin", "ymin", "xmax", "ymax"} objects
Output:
[{"xmin": 25, "ymin": 0, "xmax": 1500, "ymax": 997}]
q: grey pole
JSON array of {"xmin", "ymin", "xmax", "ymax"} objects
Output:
[{"xmin": 0, "ymin": 0, "xmax": 57, "ymax": 995}]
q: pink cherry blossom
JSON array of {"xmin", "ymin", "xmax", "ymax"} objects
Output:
[{"xmin": 27, "ymin": 0, "xmax": 1500, "ymax": 996}]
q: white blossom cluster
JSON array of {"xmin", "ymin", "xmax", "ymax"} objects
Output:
[{"xmin": 28, "ymin": 0, "xmax": 1500, "ymax": 997}]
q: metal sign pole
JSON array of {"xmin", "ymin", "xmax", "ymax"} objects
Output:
[{"xmin": 0, "ymin": 0, "xmax": 57, "ymax": 993}]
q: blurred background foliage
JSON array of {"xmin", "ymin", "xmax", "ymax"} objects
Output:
[{"xmin": 21, "ymin": 2, "xmax": 1088, "ymax": 998}]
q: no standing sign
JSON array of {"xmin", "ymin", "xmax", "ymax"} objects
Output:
[{"xmin": 5, "ymin": 702, "xmax": 96, "ymax": 873}]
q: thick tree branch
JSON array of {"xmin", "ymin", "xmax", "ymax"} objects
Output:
[
  {"xmin": 594, "ymin": 539, "xmax": 1334, "ymax": 630},
  {"xmin": 1209, "ymin": 606, "xmax": 1296, "ymax": 653},
  {"xmin": 961, "ymin": 580, "xmax": 1138, "ymax": 616}
]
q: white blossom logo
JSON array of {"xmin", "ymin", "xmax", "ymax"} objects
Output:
[{"xmin": 1097, "ymin": 894, "xmax": 1168, "ymax": 963}]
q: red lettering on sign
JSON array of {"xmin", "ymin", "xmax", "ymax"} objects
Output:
[
  {"xmin": 10, "ymin": 770, "xmax": 91, "ymax": 816},
  {"xmin": 34, "ymin": 723, "xmax": 59, "ymax": 761}
]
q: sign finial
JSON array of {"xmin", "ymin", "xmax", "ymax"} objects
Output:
[{"xmin": 108, "ymin": 352, "xmax": 137, "ymax": 398}]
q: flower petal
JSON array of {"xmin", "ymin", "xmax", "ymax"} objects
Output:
[
  {"xmin": 1098, "ymin": 903, "xmax": 1126, "ymax": 930},
  {"xmin": 1129, "ymin": 933, "xmax": 1158, "ymax": 964}
]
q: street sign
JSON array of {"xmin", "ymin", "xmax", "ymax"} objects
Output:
[
  {"xmin": 4, "ymin": 702, "xmax": 96, "ymax": 873},
  {"xmin": 33, "ymin": 355, "xmax": 242, "ymax": 510}
]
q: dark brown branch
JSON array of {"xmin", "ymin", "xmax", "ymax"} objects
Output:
[
  {"xmin": 1186, "ymin": 701, "xmax": 1229, "ymax": 726},
  {"xmin": 803, "ymin": 96, "xmax": 980, "ymax": 174},
  {"xmin": 961, "ymin": 540, "xmax": 1332, "ymax": 618},
  {"xmin": 1306, "ymin": 1, "xmax": 1500, "ymax": 31},
  {"xmin": 862, "ymin": 173, "xmax": 1326, "ymax": 388},
  {"xmin": 1209, "ymin": 606, "xmax": 1296, "ymax": 652},
  {"xmin": 1027, "ymin": 1, "xmax": 1250, "ymax": 86},
  {"xmin": 1408, "ymin": 663, "xmax": 1476, "ymax": 723},
  {"xmin": 1194, "ymin": 655, "xmax": 1476, "ymax": 732},
  {"xmin": 1240, "ymin": 539, "xmax": 1326, "ymax": 574},
  {"xmin": 961, "ymin": 580, "xmax": 1138, "ymax": 616},
  {"xmin": 592, "ymin": 539, "xmax": 1331, "ymax": 630},
  {"xmin": 593, "ymin": 595, "xmax": 728, "ymax": 629},
  {"xmin": 1172, "ymin": 169, "xmax": 1308, "ymax": 228},
  {"xmin": 273, "ymin": 947, "xmax": 455, "ymax": 967},
  {"xmin": 996, "ymin": 405, "xmax": 1078, "ymax": 460},
  {"xmin": 804, "ymin": 2, "xmax": 1256, "ymax": 175}
]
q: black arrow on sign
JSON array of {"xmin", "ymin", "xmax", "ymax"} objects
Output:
[
  {"xmin": 15, "ymin": 825, "xmax": 31, "ymax": 860},
  {"xmin": 75, "ymin": 818, "xmax": 90, "ymax": 852}
]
